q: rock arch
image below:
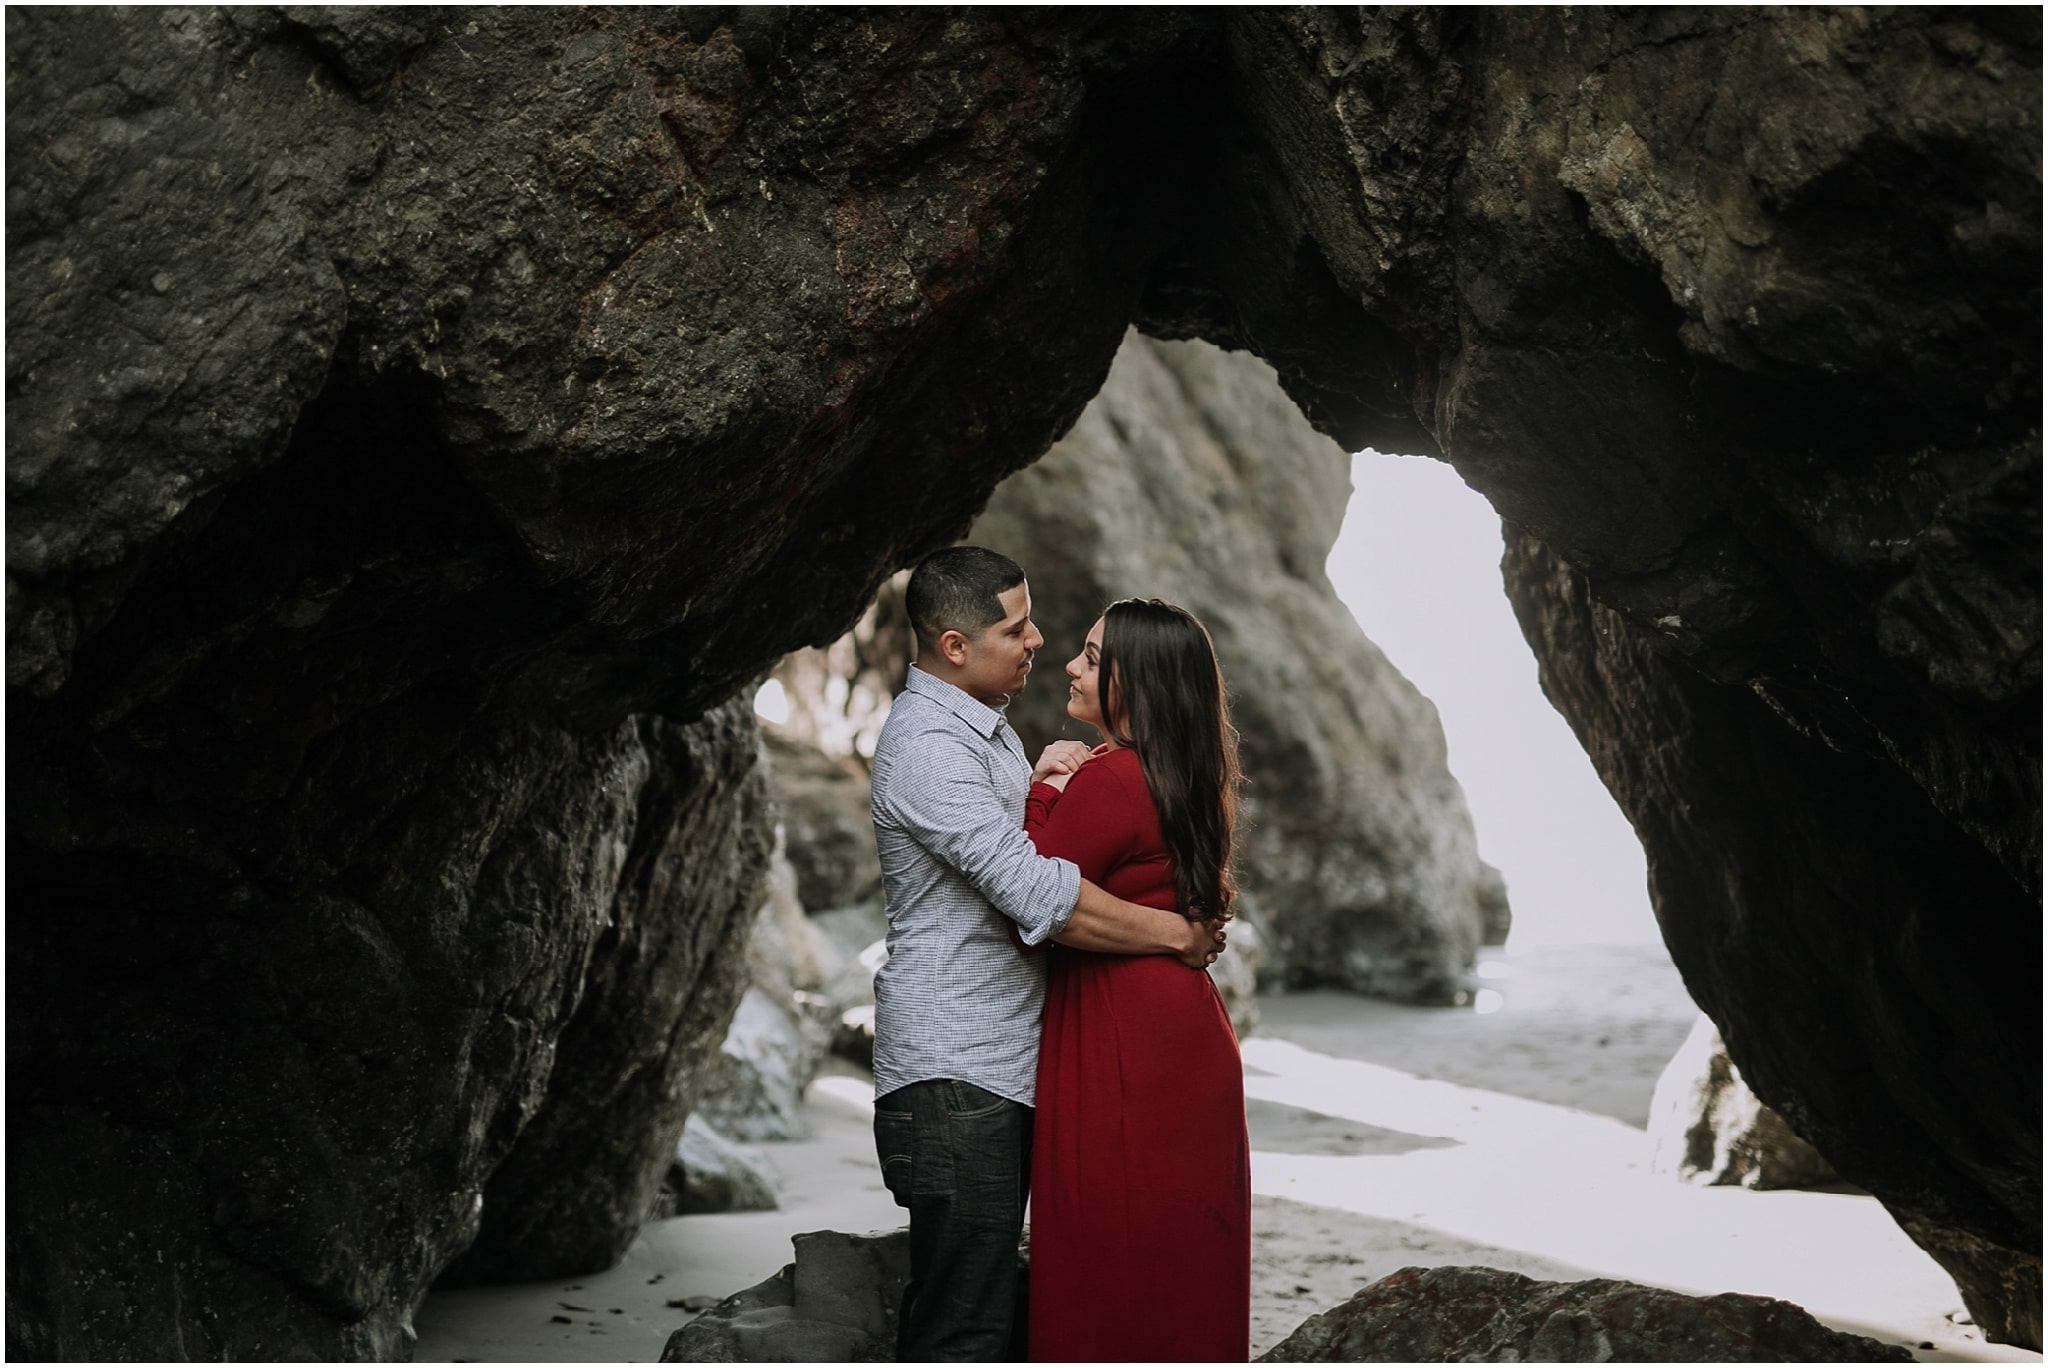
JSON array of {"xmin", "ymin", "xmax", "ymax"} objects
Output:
[{"xmin": 7, "ymin": 8, "xmax": 2036, "ymax": 1356}]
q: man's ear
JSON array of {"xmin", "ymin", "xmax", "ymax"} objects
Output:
[{"xmin": 938, "ymin": 628, "xmax": 971, "ymax": 666}]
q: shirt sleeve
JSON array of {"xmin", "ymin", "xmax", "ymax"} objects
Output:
[
  {"xmin": 1025, "ymin": 758, "xmax": 1138, "ymax": 887},
  {"xmin": 876, "ymin": 726, "xmax": 1081, "ymax": 945}
]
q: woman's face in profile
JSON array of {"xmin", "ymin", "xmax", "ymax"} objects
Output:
[{"xmin": 1065, "ymin": 617, "xmax": 1108, "ymax": 733}]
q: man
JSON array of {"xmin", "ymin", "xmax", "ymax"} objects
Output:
[{"xmin": 868, "ymin": 545, "xmax": 1226, "ymax": 1361}]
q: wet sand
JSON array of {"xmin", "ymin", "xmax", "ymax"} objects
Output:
[{"xmin": 415, "ymin": 944, "xmax": 2036, "ymax": 1363}]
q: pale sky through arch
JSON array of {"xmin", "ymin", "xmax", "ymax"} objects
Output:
[{"xmin": 1326, "ymin": 449, "xmax": 1660, "ymax": 949}]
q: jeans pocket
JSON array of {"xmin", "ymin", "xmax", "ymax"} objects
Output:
[
  {"xmin": 875, "ymin": 1101, "xmax": 916, "ymax": 1210},
  {"xmin": 943, "ymin": 1079, "xmax": 1012, "ymax": 1120},
  {"xmin": 879, "ymin": 1152, "xmax": 914, "ymax": 1209}
]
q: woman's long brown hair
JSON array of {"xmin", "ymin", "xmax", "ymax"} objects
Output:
[{"xmin": 1096, "ymin": 599, "xmax": 1241, "ymax": 922}]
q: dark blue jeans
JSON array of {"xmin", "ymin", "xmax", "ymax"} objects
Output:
[{"xmin": 875, "ymin": 1078, "xmax": 1033, "ymax": 1361}]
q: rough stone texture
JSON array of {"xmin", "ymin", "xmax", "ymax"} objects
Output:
[
  {"xmin": 1504, "ymin": 532, "xmax": 2040, "ymax": 1346},
  {"xmin": 7, "ymin": 4, "xmax": 2037, "ymax": 1358},
  {"xmin": 10, "ymin": 693, "xmax": 767, "ymax": 1355},
  {"xmin": 1168, "ymin": 9, "xmax": 2040, "ymax": 1341},
  {"xmin": 8, "ymin": 7, "xmax": 1211, "ymax": 713},
  {"xmin": 1648, "ymin": 1014, "xmax": 1838, "ymax": 1192},
  {"xmin": 971, "ymin": 332, "xmax": 1499, "ymax": 1001},
  {"xmin": 438, "ymin": 700, "xmax": 771, "ymax": 1287},
  {"xmin": 661, "ymin": 1228, "xmax": 912, "ymax": 1363},
  {"xmin": 655, "ymin": 1114, "xmax": 781, "ymax": 1219},
  {"xmin": 763, "ymin": 732, "xmax": 882, "ymax": 915},
  {"xmin": 695, "ymin": 989, "xmax": 820, "ymax": 1145},
  {"xmin": 662, "ymin": 1227, "xmax": 1032, "ymax": 1363},
  {"xmin": 1257, "ymin": 1265, "xmax": 1915, "ymax": 1362},
  {"xmin": 10, "ymin": 8, "xmax": 1214, "ymax": 1353},
  {"xmin": 1894, "ymin": 1216, "xmax": 2043, "ymax": 1361},
  {"xmin": 693, "ymin": 852, "xmax": 839, "ymax": 1144}
]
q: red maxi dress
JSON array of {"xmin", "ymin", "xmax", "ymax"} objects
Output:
[{"xmin": 1022, "ymin": 745, "xmax": 1252, "ymax": 1362}]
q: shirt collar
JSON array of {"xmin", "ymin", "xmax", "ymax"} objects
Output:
[{"xmin": 904, "ymin": 663, "xmax": 1010, "ymax": 740}]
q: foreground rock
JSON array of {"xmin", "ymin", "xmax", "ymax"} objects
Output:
[
  {"xmin": 1207, "ymin": 16, "xmax": 2040, "ymax": 1338},
  {"xmin": 1504, "ymin": 533, "xmax": 2039, "ymax": 1343},
  {"xmin": 1258, "ymin": 1265, "xmax": 1915, "ymax": 1363},
  {"xmin": 1649, "ymin": 1015, "xmax": 1838, "ymax": 1191},
  {"xmin": 972, "ymin": 333, "xmax": 1500, "ymax": 1002},
  {"xmin": 434, "ymin": 703, "xmax": 772, "ymax": 1289},
  {"xmin": 661, "ymin": 1228, "xmax": 912, "ymax": 1363}
]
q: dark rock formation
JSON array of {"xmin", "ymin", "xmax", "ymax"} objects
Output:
[
  {"xmin": 1504, "ymin": 533, "xmax": 2039, "ymax": 1344},
  {"xmin": 438, "ymin": 701, "xmax": 770, "ymax": 1288},
  {"xmin": 8, "ymin": 4, "xmax": 2037, "ymax": 1359},
  {"xmin": 1257, "ymin": 1265, "xmax": 1915, "ymax": 1362},
  {"xmin": 1648, "ymin": 1015, "xmax": 1838, "ymax": 1192},
  {"xmin": 1169, "ymin": 7, "xmax": 2042, "ymax": 1342},
  {"xmin": 1474, "ymin": 862, "xmax": 1512, "ymax": 948},
  {"xmin": 9, "ymin": 8, "xmax": 1217, "ymax": 1358},
  {"xmin": 11, "ymin": 693, "xmax": 767, "ymax": 1353},
  {"xmin": 971, "ymin": 332, "xmax": 1499, "ymax": 1002}
]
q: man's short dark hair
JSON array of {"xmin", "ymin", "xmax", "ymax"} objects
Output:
[{"xmin": 906, "ymin": 546, "xmax": 1025, "ymax": 656}]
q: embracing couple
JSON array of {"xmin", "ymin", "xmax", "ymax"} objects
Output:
[{"xmin": 868, "ymin": 545, "xmax": 1252, "ymax": 1362}]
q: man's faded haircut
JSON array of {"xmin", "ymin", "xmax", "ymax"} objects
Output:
[{"xmin": 906, "ymin": 545, "xmax": 1026, "ymax": 656}]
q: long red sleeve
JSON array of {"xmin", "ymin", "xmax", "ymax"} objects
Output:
[
  {"xmin": 1013, "ymin": 749, "xmax": 1174, "ymax": 958},
  {"xmin": 1025, "ymin": 758, "xmax": 1140, "ymax": 886}
]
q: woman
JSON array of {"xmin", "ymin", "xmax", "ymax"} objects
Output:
[{"xmin": 1021, "ymin": 598, "xmax": 1251, "ymax": 1362}]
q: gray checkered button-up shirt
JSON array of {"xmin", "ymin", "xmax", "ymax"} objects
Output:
[{"xmin": 869, "ymin": 664, "xmax": 1081, "ymax": 1106}]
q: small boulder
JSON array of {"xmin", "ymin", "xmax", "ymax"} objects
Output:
[
  {"xmin": 661, "ymin": 1228, "xmax": 911, "ymax": 1362},
  {"xmin": 832, "ymin": 1002, "xmax": 879, "ymax": 1071},
  {"xmin": 1648, "ymin": 1015, "xmax": 1839, "ymax": 1190},
  {"xmin": 1476, "ymin": 862, "xmax": 1512, "ymax": 948},
  {"xmin": 744, "ymin": 843, "xmax": 839, "ymax": 1018},
  {"xmin": 764, "ymin": 732, "xmax": 883, "ymax": 914},
  {"xmin": 1258, "ymin": 1265, "xmax": 1913, "ymax": 1362},
  {"xmin": 694, "ymin": 986, "xmax": 821, "ymax": 1142},
  {"xmin": 813, "ymin": 904, "xmax": 889, "ymax": 1028},
  {"xmin": 696, "ymin": 843, "xmax": 842, "ymax": 1141},
  {"xmin": 663, "ymin": 1227, "xmax": 1032, "ymax": 1362},
  {"xmin": 809, "ymin": 902, "xmax": 889, "ymax": 972},
  {"xmin": 654, "ymin": 1114, "xmax": 781, "ymax": 1217}
]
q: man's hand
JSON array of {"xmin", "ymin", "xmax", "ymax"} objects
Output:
[
  {"xmin": 1031, "ymin": 740, "xmax": 1094, "ymax": 789},
  {"xmin": 1176, "ymin": 913, "xmax": 1231, "ymax": 971},
  {"xmin": 1057, "ymin": 883, "xmax": 1228, "ymax": 961}
]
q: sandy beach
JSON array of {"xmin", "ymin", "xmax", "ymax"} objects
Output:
[{"xmin": 414, "ymin": 944, "xmax": 2037, "ymax": 1364}]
